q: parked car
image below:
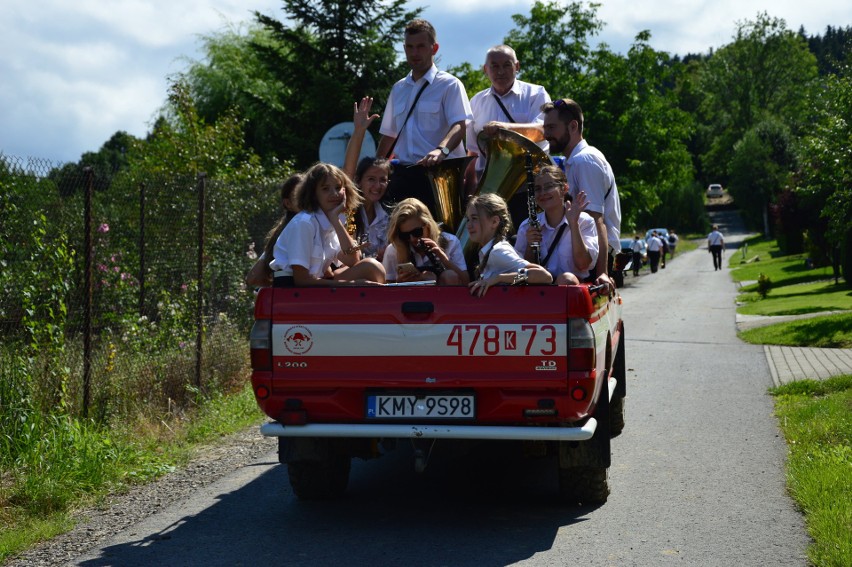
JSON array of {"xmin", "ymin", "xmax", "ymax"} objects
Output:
[{"xmin": 707, "ymin": 183, "xmax": 724, "ymax": 198}]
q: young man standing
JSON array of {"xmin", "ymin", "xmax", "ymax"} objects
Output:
[
  {"xmin": 541, "ymin": 99, "xmax": 621, "ymax": 287},
  {"xmin": 376, "ymin": 19, "xmax": 472, "ymax": 220}
]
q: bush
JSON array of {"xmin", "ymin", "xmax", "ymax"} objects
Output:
[{"xmin": 757, "ymin": 273, "xmax": 772, "ymax": 298}]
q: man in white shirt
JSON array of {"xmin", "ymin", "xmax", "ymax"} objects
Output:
[
  {"xmin": 465, "ymin": 45, "xmax": 550, "ymax": 187},
  {"xmin": 541, "ymin": 99, "xmax": 621, "ymax": 287},
  {"xmin": 708, "ymin": 225, "xmax": 725, "ymax": 270},
  {"xmin": 376, "ymin": 19, "xmax": 472, "ymax": 221},
  {"xmin": 646, "ymin": 231, "xmax": 663, "ymax": 273}
]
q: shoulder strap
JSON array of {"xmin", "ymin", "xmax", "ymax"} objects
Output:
[
  {"xmin": 385, "ymin": 81, "xmax": 430, "ymax": 159},
  {"xmin": 491, "ymin": 93, "xmax": 516, "ymax": 123},
  {"xmin": 540, "ymin": 223, "xmax": 567, "ymax": 268}
]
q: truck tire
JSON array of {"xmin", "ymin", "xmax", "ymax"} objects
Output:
[
  {"xmin": 610, "ymin": 324, "xmax": 626, "ymax": 437},
  {"xmin": 558, "ymin": 466, "xmax": 609, "ymax": 505},
  {"xmin": 287, "ymin": 456, "xmax": 351, "ymax": 500}
]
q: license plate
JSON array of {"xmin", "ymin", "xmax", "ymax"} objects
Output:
[{"xmin": 366, "ymin": 395, "xmax": 475, "ymax": 419}]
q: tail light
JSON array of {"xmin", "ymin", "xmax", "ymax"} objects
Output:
[
  {"xmin": 567, "ymin": 318, "xmax": 596, "ymax": 371},
  {"xmin": 250, "ymin": 319, "xmax": 271, "ymax": 370}
]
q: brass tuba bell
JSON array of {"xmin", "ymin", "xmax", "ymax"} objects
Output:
[
  {"xmin": 456, "ymin": 128, "xmax": 554, "ymax": 249},
  {"xmin": 425, "ymin": 156, "xmax": 474, "ymax": 233}
]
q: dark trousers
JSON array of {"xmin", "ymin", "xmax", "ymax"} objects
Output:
[
  {"xmin": 632, "ymin": 252, "xmax": 642, "ymax": 276},
  {"xmin": 387, "ymin": 165, "xmax": 436, "ymax": 220},
  {"xmin": 710, "ymin": 245, "xmax": 723, "ymax": 270},
  {"xmin": 648, "ymin": 250, "xmax": 660, "ymax": 273}
]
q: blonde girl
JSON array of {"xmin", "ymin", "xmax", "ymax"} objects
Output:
[
  {"xmin": 466, "ymin": 193, "xmax": 551, "ymax": 297},
  {"xmin": 383, "ymin": 198, "xmax": 469, "ymax": 285},
  {"xmin": 270, "ymin": 162, "xmax": 385, "ymax": 287}
]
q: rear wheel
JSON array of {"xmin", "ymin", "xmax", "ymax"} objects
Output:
[
  {"xmin": 558, "ymin": 466, "xmax": 610, "ymax": 505},
  {"xmin": 287, "ymin": 456, "xmax": 351, "ymax": 500}
]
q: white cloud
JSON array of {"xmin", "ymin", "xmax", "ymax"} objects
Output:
[{"xmin": 0, "ymin": 0, "xmax": 848, "ymax": 163}]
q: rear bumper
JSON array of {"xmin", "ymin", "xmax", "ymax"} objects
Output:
[{"xmin": 260, "ymin": 418, "xmax": 597, "ymax": 441}]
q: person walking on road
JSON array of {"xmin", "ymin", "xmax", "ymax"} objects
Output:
[
  {"xmin": 630, "ymin": 235, "xmax": 643, "ymax": 277},
  {"xmin": 708, "ymin": 225, "xmax": 725, "ymax": 270},
  {"xmin": 647, "ymin": 231, "xmax": 663, "ymax": 273}
]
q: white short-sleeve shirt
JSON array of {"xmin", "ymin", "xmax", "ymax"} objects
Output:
[
  {"xmin": 566, "ymin": 140, "xmax": 621, "ymax": 250},
  {"xmin": 358, "ymin": 204, "xmax": 390, "ymax": 259},
  {"xmin": 379, "ymin": 65, "xmax": 473, "ymax": 164},
  {"xmin": 477, "ymin": 239, "xmax": 527, "ymax": 280},
  {"xmin": 514, "ymin": 211, "xmax": 599, "ymax": 280},
  {"xmin": 270, "ymin": 211, "xmax": 341, "ymax": 277},
  {"xmin": 467, "ymin": 80, "xmax": 550, "ymax": 175}
]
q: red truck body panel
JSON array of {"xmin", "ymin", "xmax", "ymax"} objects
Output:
[{"xmin": 251, "ymin": 284, "xmax": 622, "ymax": 430}]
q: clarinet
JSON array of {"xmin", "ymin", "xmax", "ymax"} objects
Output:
[
  {"xmin": 414, "ymin": 239, "xmax": 446, "ymax": 276},
  {"xmin": 525, "ymin": 152, "xmax": 542, "ymax": 265}
]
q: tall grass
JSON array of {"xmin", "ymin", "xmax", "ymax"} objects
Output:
[
  {"xmin": 0, "ymin": 320, "xmax": 257, "ymax": 561},
  {"xmin": 771, "ymin": 376, "xmax": 852, "ymax": 567}
]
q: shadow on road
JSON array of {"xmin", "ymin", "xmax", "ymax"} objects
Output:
[{"xmin": 78, "ymin": 442, "xmax": 597, "ymax": 566}]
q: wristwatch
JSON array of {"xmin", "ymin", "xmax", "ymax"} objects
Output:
[
  {"xmin": 437, "ymin": 145, "xmax": 450, "ymax": 156},
  {"xmin": 512, "ymin": 268, "xmax": 528, "ymax": 285}
]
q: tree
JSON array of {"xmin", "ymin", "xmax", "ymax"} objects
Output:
[
  {"xmin": 698, "ymin": 13, "xmax": 818, "ymax": 182},
  {"xmin": 583, "ymin": 32, "xmax": 696, "ymax": 230},
  {"xmin": 252, "ymin": 0, "xmax": 421, "ymax": 167},
  {"xmin": 796, "ymin": 66, "xmax": 852, "ymax": 280},
  {"xmin": 728, "ymin": 118, "xmax": 796, "ymax": 237},
  {"xmin": 503, "ymin": 0, "xmax": 603, "ymax": 97}
]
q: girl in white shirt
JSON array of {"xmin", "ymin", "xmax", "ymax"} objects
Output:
[
  {"xmin": 514, "ymin": 165, "xmax": 599, "ymax": 284},
  {"xmin": 466, "ymin": 193, "xmax": 551, "ymax": 297},
  {"xmin": 344, "ymin": 97, "xmax": 393, "ymax": 261},
  {"xmin": 383, "ymin": 198, "xmax": 469, "ymax": 284},
  {"xmin": 270, "ymin": 162, "xmax": 385, "ymax": 287}
]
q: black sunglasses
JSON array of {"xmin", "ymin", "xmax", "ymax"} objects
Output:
[{"xmin": 398, "ymin": 226, "xmax": 425, "ymax": 241}]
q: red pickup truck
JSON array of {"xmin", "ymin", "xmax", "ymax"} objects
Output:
[{"xmin": 250, "ymin": 283, "xmax": 625, "ymax": 505}]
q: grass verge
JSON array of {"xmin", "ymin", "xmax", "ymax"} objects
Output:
[
  {"xmin": 0, "ymin": 383, "xmax": 262, "ymax": 563},
  {"xmin": 770, "ymin": 375, "xmax": 852, "ymax": 567},
  {"xmin": 739, "ymin": 312, "xmax": 852, "ymax": 348}
]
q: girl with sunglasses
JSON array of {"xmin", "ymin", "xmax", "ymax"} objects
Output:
[
  {"xmin": 270, "ymin": 162, "xmax": 385, "ymax": 287},
  {"xmin": 466, "ymin": 193, "xmax": 551, "ymax": 297},
  {"xmin": 383, "ymin": 198, "xmax": 469, "ymax": 284},
  {"xmin": 343, "ymin": 96, "xmax": 393, "ymax": 261}
]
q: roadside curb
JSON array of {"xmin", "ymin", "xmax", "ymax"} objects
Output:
[{"xmin": 764, "ymin": 345, "xmax": 852, "ymax": 386}]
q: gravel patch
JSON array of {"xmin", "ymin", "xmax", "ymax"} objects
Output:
[{"xmin": 5, "ymin": 425, "xmax": 276, "ymax": 567}]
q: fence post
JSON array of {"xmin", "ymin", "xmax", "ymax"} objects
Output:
[
  {"xmin": 82, "ymin": 167, "xmax": 94, "ymax": 418},
  {"xmin": 195, "ymin": 173, "xmax": 206, "ymax": 389},
  {"xmin": 139, "ymin": 182, "xmax": 146, "ymax": 317}
]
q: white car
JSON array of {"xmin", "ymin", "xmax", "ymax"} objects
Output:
[{"xmin": 707, "ymin": 184, "xmax": 724, "ymax": 198}]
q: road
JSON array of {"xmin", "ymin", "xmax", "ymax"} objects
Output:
[{"xmin": 72, "ymin": 218, "xmax": 809, "ymax": 566}]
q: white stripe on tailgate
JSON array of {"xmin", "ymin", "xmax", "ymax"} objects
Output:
[{"xmin": 272, "ymin": 323, "xmax": 566, "ymax": 357}]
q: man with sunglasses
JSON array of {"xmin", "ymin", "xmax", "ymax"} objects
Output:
[
  {"xmin": 540, "ymin": 98, "xmax": 621, "ymax": 289},
  {"xmin": 376, "ymin": 19, "xmax": 472, "ymax": 219}
]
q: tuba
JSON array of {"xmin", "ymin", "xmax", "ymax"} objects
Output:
[
  {"xmin": 455, "ymin": 128, "xmax": 554, "ymax": 250},
  {"xmin": 425, "ymin": 156, "xmax": 473, "ymax": 233}
]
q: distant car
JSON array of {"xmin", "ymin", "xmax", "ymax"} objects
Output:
[
  {"xmin": 707, "ymin": 183, "xmax": 724, "ymax": 198},
  {"xmin": 620, "ymin": 238, "xmax": 647, "ymax": 265}
]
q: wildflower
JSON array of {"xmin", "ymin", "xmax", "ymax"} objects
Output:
[{"xmin": 98, "ymin": 223, "xmax": 110, "ymax": 233}]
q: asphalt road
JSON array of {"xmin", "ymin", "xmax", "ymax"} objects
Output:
[{"xmin": 72, "ymin": 218, "xmax": 810, "ymax": 567}]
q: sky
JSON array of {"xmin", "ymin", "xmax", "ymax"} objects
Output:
[{"xmin": 1, "ymin": 0, "xmax": 849, "ymax": 165}]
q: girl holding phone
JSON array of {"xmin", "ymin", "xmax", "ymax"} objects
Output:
[{"xmin": 383, "ymin": 198, "xmax": 468, "ymax": 284}]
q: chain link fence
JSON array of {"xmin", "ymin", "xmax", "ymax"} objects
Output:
[{"xmin": 1, "ymin": 153, "xmax": 281, "ymax": 423}]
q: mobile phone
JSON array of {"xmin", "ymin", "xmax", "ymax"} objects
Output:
[{"xmin": 397, "ymin": 262, "xmax": 418, "ymax": 275}]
